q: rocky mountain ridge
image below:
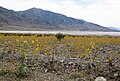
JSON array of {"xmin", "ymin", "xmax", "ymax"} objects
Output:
[{"xmin": 0, "ymin": 6, "xmax": 115, "ymax": 31}]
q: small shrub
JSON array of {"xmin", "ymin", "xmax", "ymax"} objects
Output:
[
  {"xmin": 55, "ymin": 33, "xmax": 65, "ymax": 41},
  {"xmin": 15, "ymin": 65, "xmax": 30, "ymax": 78},
  {"xmin": 0, "ymin": 68, "xmax": 10, "ymax": 76}
]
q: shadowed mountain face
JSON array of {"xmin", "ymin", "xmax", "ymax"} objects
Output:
[{"xmin": 0, "ymin": 6, "xmax": 115, "ymax": 31}]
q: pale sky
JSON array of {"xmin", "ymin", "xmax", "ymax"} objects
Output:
[{"xmin": 0, "ymin": 0, "xmax": 120, "ymax": 28}]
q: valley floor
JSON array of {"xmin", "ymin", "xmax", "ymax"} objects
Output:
[
  {"xmin": 0, "ymin": 33, "xmax": 120, "ymax": 81},
  {"xmin": 0, "ymin": 30, "xmax": 120, "ymax": 36}
]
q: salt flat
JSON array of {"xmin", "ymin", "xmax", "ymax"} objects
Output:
[{"xmin": 0, "ymin": 31, "xmax": 120, "ymax": 36}]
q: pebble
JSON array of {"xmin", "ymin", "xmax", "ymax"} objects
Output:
[
  {"xmin": 45, "ymin": 69, "xmax": 48, "ymax": 73},
  {"xmin": 95, "ymin": 76, "xmax": 106, "ymax": 81},
  {"xmin": 114, "ymin": 73, "xmax": 119, "ymax": 77}
]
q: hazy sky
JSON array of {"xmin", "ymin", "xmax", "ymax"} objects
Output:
[{"xmin": 0, "ymin": 0, "xmax": 120, "ymax": 28}]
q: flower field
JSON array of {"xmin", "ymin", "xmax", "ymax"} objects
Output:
[{"xmin": 0, "ymin": 33, "xmax": 120, "ymax": 81}]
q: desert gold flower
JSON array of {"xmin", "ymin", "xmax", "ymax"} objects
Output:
[
  {"xmin": 36, "ymin": 39, "xmax": 38, "ymax": 42},
  {"xmin": 37, "ymin": 44, "xmax": 39, "ymax": 46},
  {"xmin": 26, "ymin": 49, "xmax": 29, "ymax": 51},
  {"xmin": 89, "ymin": 51, "xmax": 91, "ymax": 53},
  {"xmin": 45, "ymin": 53, "xmax": 47, "ymax": 55},
  {"xmin": 82, "ymin": 53, "xmax": 86, "ymax": 58},
  {"xmin": 90, "ymin": 58, "xmax": 94, "ymax": 62},
  {"xmin": 106, "ymin": 59, "xmax": 109, "ymax": 62},
  {"xmin": 20, "ymin": 36, "xmax": 23, "ymax": 39},
  {"xmin": 16, "ymin": 39, "xmax": 19, "ymax": 42},
  {"xmin": 36, "ymin": 48, "xmax": 39, "ymax": 51},
  {"xmin": 25, "ymin": 53, "xmax": 28, "ymax": 56},
  {"xmin": 24, "ymin": 40, "xmax": 27, "ymax": 43},
  {"xmin": 92, "ymin": 45, "xmax": 94, "ymax": 48},
  {"xmin": 109, "ymin": 58, "xmax": 112, "ymax": 61},
  {"xmin": 21, "ymin": 44, "xmax": 24, "ymax": 46},
  {"xmin": 32, "ymin": 40, "xmax": 35, "ymax": 44}
]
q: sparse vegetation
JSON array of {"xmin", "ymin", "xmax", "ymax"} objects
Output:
[
  {"xmin": 0, "ymin": 68, "xmax": 10, "ymax": 76},
  {"xmin": 55, "ymin": 33, "xmax": 65, "ymax": 41},
  {"xmin": 0, "ymin": 33, "xmax": 120, "ymax": 81}
]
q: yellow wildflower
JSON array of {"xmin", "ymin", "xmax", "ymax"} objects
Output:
[
  {"xmin": 90, "ymin": 58, "xmax": 94, "ymax": 62},
  {"xmin": 106, "ymin": 58, "xmax": 112, "ymax": 62},
  {"xmin": 82, "ymin": 53, "xmax": 86, "ymax": 58},
  {"xmin": 21, "ymin": 44, "xmax": 24, "ymax": 46},
  {"xmin": 37, "ymin": 44, "xmax": 39, "ymax": 46},
  {"xmin": 45, "ymin": 53, "xmax": 47, "ymax": 55},
  {"xmin": 24, "ymin": 40, "xmax": 27, "ymax": 43},
  {"xmin": 92, "ymin": 45, "xmax": 94, "ymax": 48},
  {"xmin": 26, "ymin": 49, "xmax": 29, "ymax": 51},
  {"xmin": 36, "ymin": 48, "xmax": 39, "ymax": 51},
  {"xmin": 16, "ymin": 39, "xmax": 19, "ymax": 42},
  {"xmin": 20, "ymin": 36, "xmax": 23, "ymax": 39},
  {"xmin": 32, "ymin": 40, "xmax": 35, "ymax": 44},
  {"xmin": 25, "ymin": 53, "xmax": 28, "ymax": 56},
  {"xmin": 36, "ymin": 39, "xmax": 38, "ymax": 42}
]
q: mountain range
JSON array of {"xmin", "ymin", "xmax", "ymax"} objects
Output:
[
  {"xmin": 108, "ymin": 27, "xmax": 120, "ymax": 31},
  {"xmin": 0, "ymin": 6, "xmax": 116, "ymax": 31}
]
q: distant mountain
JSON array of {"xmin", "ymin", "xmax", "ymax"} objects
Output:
[
  {"xmin": 0, "ymin": 6, "xmax": 116, "ymax": 31},
  {"xmin": 108, "ymin": 27, "xmax": 120, "ymax": 31}
]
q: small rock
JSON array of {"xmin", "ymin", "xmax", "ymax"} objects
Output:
[
  {"xmin": 76, "ymin": 78, "xmax": 86, "ymax": 81},
  {"xmin": 45, "ymin": 69, "xmax": 48, "ymax": 73},
  {"xmin": 31, "ymin": 67, "xmax": 35, "ymax": 70},
  {"xmin": 114, "ymin": 73, "xmax": 119, "ymax": 77},
  {"xmin": 95, "ymin": 76, "xmax": 106, "ymax": 81},
  {"xmin": 68, "ymin": 61, "xmax": 74, "ymax": 65},
  {"xmin": 60, "ymin": 60, "xmax": 64, "ymax": 63}
]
